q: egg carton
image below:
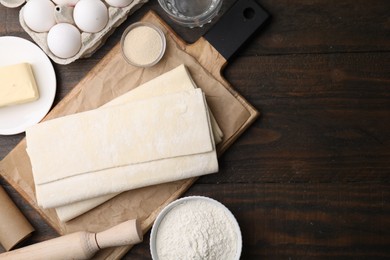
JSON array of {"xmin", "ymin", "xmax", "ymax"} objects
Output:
[{"xmin": 14, "ymin": 0, "xmax": 148, "ymax": 65}]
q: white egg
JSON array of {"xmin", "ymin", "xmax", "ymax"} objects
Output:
[
  {"xmin": 73, "ymin": 0, "xmax": 109, "ymax": 33},
  {"xmin": 105, "ymin": 0, "xmax": 132, "ymax": 8},
  {"xmin": 47, "ymin": 23, "xmax": 82, "ymax": 59},
  {"xmin": 23, "ymin": 0, "xmax": 56, "ymax": 33},
  {"xmin": 52, "ymin": 0, "xmax": 80, "ymax": 6},
  {"xmin": 0, "ymin": 0, "xmax": 25, "ymax": 8}
]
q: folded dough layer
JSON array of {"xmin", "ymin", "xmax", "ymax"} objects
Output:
[
  {"xmin": 26, "ymin": 89, "xmax": 218, "ymax": 208},
  {"xmin": 55, "ymin": 194, "xmax": 118, "ymax": 222},
  {"xmin": 55, "ymin": 64, "xmax": 223, "ymax": 222},
  {"xmin": 38, "ymin": 151, "xmax": 218, "ymax": 209},
  {"xmin": 105, "ymin": 64, "xmax": 223, "ymax": 144}
]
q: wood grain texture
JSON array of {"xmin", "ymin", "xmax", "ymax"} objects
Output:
[
  {"xmin": 1, "ymin": 8, "xmax": 259, "ymax": 260},
  {"xmin": 1, "ymin": 0, "xmax": 389, "ymax": 259}
]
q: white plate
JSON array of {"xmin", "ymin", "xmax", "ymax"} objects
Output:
[{"xmin": 0, "ymin": 36, "xmax": 56, "ymax": 135}]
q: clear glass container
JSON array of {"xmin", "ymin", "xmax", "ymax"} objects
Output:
[
  {"xmin": 120, "ymin": 22, "xmax": 166, "ymax": 67},
  {"xmin": 157, "ymin": 0, "xmax": 223, "ymax": 28}
]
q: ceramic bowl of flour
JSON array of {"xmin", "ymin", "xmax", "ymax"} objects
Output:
[{"xmin": 150, "ymin": 196, "xmax": 242, "ymax": 260}]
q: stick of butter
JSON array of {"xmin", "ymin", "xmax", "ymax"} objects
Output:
[{"xmin": 0, "ymin": 63, "xmax": 39, "ymax": 107}]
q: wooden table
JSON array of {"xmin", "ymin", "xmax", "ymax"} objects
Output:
[{"xmin": 1, "ymin": 0, "xmax": 389, "ymax": 258}]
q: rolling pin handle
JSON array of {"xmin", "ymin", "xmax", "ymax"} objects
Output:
[
  {"xmin": 95, "ymin": 219, "xmax": 143, "ymax": 249},
  {"xmin": 0, "ymin": 219, "xmax": 142, "ymax": 259}
]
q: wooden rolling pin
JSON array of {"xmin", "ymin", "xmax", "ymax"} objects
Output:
[{"xmin": 0, "ymin": 219, "xmax": 142, "ymax": 259}]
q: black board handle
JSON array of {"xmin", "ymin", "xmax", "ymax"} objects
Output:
[{"xmin": 204, "ymin": 0, "xmax": 270, "ymax": 61}]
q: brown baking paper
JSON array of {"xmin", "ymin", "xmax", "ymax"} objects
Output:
[
  {"xmin": 0, "ymin": 11, "xmax": 258, "ymax": 259},
  {"xmin": 0, "ymin": 186, "xmax": 34, "ymax": 251}
]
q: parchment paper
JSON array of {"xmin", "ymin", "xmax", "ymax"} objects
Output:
[{"xmin": 0, "ymin": 12, "xmax": 258, "ymax": 259}]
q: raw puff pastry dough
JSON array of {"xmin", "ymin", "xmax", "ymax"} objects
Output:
[
  {"xmin": 55, "ymin": 64, "xmax": 223, "ymax": 222},
  {"xmin": 26, "ymin": 89, "xmax": 218, "ymax": 209}
]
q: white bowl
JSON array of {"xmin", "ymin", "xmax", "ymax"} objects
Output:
[{"xmin": 150, "ymin": 196, "xmax": 242, "ymax": 260}]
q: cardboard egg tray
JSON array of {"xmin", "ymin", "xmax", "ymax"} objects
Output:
[{"xmin": 17, "ymin": 0, "xmax": 148, "ymax": 65}]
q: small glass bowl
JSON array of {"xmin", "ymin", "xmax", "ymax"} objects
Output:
[{"xmin": 120, "ymin": 22, "xmax": 166, "ymax": 68}]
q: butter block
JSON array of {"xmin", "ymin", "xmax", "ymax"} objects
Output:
[{"xmin": 0, "ymin": 63, "xmax": 39, "ymax": 107}]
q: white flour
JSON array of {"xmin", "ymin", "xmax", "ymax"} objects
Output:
[{"xmin": 156, "ymin": 198, "xmax": 238, "ymax": 260}]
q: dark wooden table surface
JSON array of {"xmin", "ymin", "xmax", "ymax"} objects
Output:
[{"xmin": 1, "ymin": 0, "xmax": 389, "ymax": 259}]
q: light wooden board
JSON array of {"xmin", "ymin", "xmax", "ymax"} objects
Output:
[{"xmin": 0, "ymin": 11, "xmax": 259, "ymax": 259}]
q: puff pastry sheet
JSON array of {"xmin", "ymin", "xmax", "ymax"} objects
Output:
[
  {"xmin": 26, "ymin": 88, "xmax": 218, "ymax": 209},
  {"xmin": 55, "ymin": 65, "xmax": 220, "ymax": 222}
]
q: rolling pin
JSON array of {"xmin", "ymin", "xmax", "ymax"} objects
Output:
[{"xmin": 0, "ymin": 219, "xmax": 142, "ymax": 259}]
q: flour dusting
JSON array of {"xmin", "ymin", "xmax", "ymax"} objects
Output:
[{"xmin": 156, "ymin": 199, "xmax": 238, "ymax": 260}]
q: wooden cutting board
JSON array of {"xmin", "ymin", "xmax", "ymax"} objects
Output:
[{"xmin": 0, "ymin": 2, "xmax": 269, "ymax": 259}]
